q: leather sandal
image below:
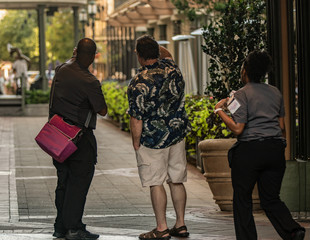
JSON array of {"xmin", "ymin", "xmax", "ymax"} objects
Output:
[
  {"xmin": 139, "ymin": 228, "xmax": 171, "ymax": 240},
  {"xmin": 169, "ymin": 225, "xmax": 190, "ymax": 237}
]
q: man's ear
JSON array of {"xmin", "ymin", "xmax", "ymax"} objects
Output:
[{"xmin": 136, "ymin": 54, "xmax": 144, "ymax": 65}]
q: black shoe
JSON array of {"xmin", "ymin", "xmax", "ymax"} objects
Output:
[
  {"xmin": 291, "ymin": 228, "xmax": 305, "ymax": 240},
  {"xmin": 65, "ymin": 229, "xmax": 99, "ymax": 240},
  {"xmin": 53, "ymin": 231, "xmax": 66, "ymax": 238}
]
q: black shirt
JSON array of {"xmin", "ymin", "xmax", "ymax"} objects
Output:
[{"xmin": 49, "ymin": 60, "xmax": 106, "ymax": 129}]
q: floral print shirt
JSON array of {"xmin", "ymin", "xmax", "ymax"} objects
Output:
[{"xmin": 127, "ymin": 58, "xmax": 191, "ymax": 149}]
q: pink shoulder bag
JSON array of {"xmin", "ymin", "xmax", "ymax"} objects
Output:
[{"xmin": 35, "ymin": 80, "xmax": 92, "ymax": 163}]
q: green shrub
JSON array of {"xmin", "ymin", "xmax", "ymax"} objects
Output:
[
  {"xmin": 25, "ymin": 89, "xmax": 50, "ymax": 104},
  {"xmin": 202, "ymin": 0, "xmax": 266, "ymax": 99},
  {"xmin": 185, "ymin": 95, "xmax": 233, "ymax": 157},
  {"xmin": 101, "ymin": 81, "xmax": 130, "ymax": 131}
]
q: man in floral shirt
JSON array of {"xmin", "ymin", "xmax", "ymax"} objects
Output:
[{"xmin": 128, "ymin": 35, "xmax": 191, "ymax": 240}]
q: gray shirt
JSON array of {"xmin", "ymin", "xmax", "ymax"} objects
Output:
[{"xmin": 232, "ymin": 82, "xmax": 285, "ymax": 141}]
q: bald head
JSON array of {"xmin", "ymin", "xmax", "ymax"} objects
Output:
[{"xmin": 76, "ymin": 38, "xmax": 97, "ymax": 68}]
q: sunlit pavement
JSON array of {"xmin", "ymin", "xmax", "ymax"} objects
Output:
[{"xmin": 0, "ymin": 116, "xmax": 309, "ymax": 240}]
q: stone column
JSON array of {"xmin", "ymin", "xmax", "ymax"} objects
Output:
[
  {"xmin": 37, "ymin": 5, "xmax": 47, "ymax": 91},
  {"xmin": 73, "ymin": 6, "xmax": 80, "ymax": 46}
]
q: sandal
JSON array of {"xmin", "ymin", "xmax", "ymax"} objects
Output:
[
  {"xmin": 169, "ymin": 225, "xmax": 190, "ymax": 237},
  {"xmin": 139, "ymin": 228, "xmax": 171, "ymax": 240}
]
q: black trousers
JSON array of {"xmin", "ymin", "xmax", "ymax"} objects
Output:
[
  {"xmin": 231, "ymin": 139, "xmax": 302, "ymax": 240},
  {"xmin": 53, "ymin": 130, "xmax": 97, "ymax": 233}
]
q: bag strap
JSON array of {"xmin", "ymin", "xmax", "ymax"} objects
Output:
[
  {"xmin": 49, "ymin": 80, "xmax": 56, "ymax": 110},
  {"xmin": 84, "ymin": 111, "xmax": 92, "ymax": 128}
]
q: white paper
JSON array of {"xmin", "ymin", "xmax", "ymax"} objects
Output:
[{"xmin": 227, "ymin": 98, "xmax": 241, "ymax": 114}]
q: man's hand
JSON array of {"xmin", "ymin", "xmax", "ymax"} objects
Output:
[
  {"xmin": 98, "ymin": 106, "xmax": 107, "ymax": 116},
  {"xmin": 133, "ymin": 141, "xmax": 140, "ymax": 151},
  {"xmin": 159, "ymin": 46, "xmax": 173, "ymax": 60},
  {"xmin": 72, "ymin": 47, "xmax": 77, "ymax": 58}
]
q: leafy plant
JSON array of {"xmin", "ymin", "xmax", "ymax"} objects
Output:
[
  {"xmin": 101, "ymin": 81, "xmax": 130, "ymax": 131},
  {"xmin": 171, "ymin": 0, "xmax": 226, "ymax": 21},
  {"xmin": 185, "ymin": 95, "xmax": 233, "ymax": 157},
  {"xmin": 25, "ymin": 89, "xmax": 50, "ymax": 104},
  {"xmin": 202, "ymin": 0, "xmax": 267, "ymax": 99}
]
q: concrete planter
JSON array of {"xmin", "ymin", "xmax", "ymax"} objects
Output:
[
  {"xmin": 24, "ymin": 103, "xmax": 49, "ymax": 116},
  {"xmin": 198, "ymin": 138, "xmax": 261, "ymax": 211}
]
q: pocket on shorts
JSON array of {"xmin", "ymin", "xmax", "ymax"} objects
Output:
[{"xmin": 136, "ymin": 145, "xmax": 150, "ymax": 167}]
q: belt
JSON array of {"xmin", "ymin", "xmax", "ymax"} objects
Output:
[{"xmin": 257, "ymin": 137, "xmax": 279, "ymax": 141}]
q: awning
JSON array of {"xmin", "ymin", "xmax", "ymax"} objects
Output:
[{"xmin": 107, "ymin": 0, "xmax": 176, "ymax": 27}]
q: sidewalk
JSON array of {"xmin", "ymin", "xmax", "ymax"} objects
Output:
[{"xmin": 0, "ymin": 116, "xmax": 308, "ymax": 240}]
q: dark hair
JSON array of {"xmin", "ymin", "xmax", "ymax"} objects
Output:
[
  {"xmin": 136, "ymin": 35, "xmax": 159, "ymax": 60},
  {"xmin": 77, "ymin": 38, "xmax": 97, "ymax": 57},
  {"xmin": 243, "ymin": 50, "xmax": 272, "ymax": 83}
]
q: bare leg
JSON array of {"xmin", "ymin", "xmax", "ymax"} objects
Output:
[
  {"xmin": 169, "ymin": 183, "xmax": 187, "ymax": 231},
  {"xmin": 150, "ymin": 185, "xmax": 169, "ymax": 235}
]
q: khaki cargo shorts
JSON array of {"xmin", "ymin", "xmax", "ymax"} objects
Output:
[{"xmin": 135, "ymin": 139, "xmax": 187, "ymax": 187}]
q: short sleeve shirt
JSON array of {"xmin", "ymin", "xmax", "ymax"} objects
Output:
[
  {"xmin": 49, "ymin": 61, "xmax": 106, "ymax": 129},
  {"xmin": 127, "ymin": 58, "xmax": 191, "ymax": 149},
  {"xmin": 232, "ymin": 82, "xmax": 285, "ymax": 141},
  {"xmin": 13, "ymin": 59, "xmax": 28, "ymax": 78}
]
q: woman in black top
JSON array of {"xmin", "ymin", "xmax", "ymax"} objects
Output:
[{"xmin": 214, "ymin": 51, "xmax": 305, "ymax": 240}]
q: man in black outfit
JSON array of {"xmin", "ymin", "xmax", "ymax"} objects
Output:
[{"xmin": 49, "ymin": 38, "xmax": 107, "ymax": 240}]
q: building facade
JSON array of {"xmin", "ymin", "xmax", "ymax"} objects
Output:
[{"xmin": 267, "ymin": 0, "xmax": 309, "ymax": 217}]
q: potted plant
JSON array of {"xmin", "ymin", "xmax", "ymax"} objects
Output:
[{"xmin": 200, "ymin": 0, "xmax": 266, "ymax": 211}]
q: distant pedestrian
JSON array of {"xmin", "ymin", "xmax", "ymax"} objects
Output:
[
  {"xmin": 214, "ymin": 50, "xmax": 305, "ymax": 240},
  {"xmin": 12, "ymin": 49, "xmax": 30, "ymax": 95},
  {"xmin": 128, "ymin": 35, "xmax": 191, "ymax": 240},
  {"xmin": 49, "ymin": 38, "xmax": 107, "ymax": 240}
]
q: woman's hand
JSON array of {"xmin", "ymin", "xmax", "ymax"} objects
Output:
[
  {"xmin": 214, "ymin": 97, "xmax": 245, "ymax": 136},
  {"xmin": 215, "ymin": 98, "xmax": 229, "ymax": 110}
]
